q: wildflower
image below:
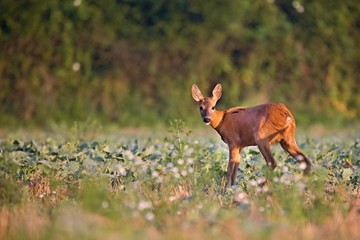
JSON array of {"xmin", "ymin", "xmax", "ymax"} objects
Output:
[
  {"xmin": 181, "ymin": 170, "xmax": 187, "ymax": 177},
  {"xmin": 156, "ymin": 176, "xmax": 163, "ymax": 183},
  {"xmin": 123, "ymin": 150, "xmax": 134, "ymax": 160},
  {"xmin": 282, "ymin": 166, "xmax": 289, "ymax": 173},
  {"xmin": 250, "ymin": 180, "xmax": 257, "ymax": 187},
  {"xmin": 257, "ymin": 177, "xmax": 267, "ymax": 186},
  {"xmin": 169, "ymin": 196, "xmax": 177, "ymax": 202},
  {"xmin": 145, "ymin": 212, "xmax": 155, "ymax": 221},
  {"xmin": 102, "ymin": 201, "xmax": 109, "ymax": 209},
  {"xmin": 177, "ymin": 159, "xmax": 184, "ymax": 165},
  {"xmin": 186, "ymin": 158, "xmax": 194, "ymax": 165},
  {"xmin": 280, "ymin": 175, "xmax": 292, "ymax": 185},
  {"xmin": 138, "ymin": 200, "xmax": 152, "ymax": 211},
  {"xmin": 292, "ymin": 1, "xmax": 304, "ymax": 13},
  {"xmin": 134, "ymin": 157, "xmax": 143, "ymax": 165},
  {"xmin": 233, "ymin": 192, "xmax": 249, "ymax": 204},
  {"xmin": 73, "ymin": 0, "xmax": 81, "ymax": 7},
  {"xmin": 151, "ymin": 170, "xmax": 159, "ymax": 178},
  {"xmin": 188, "ymin": 167, "xmax": 194, "ymax": 173},
  {"xmin": 117, "ymin": 164, "xmax": 127, "ymax": 176},
  {"xmin": 185, "ymin": 147, "xmax": 194, "ymax": 156},
  {"xmin": 72, "ymin": 62, "xmax": 81, "ymax": 71},
  {"xmin": 296, "ymin": 181, "xmax": 307, "ymax": 192},
  {"xmin": 141, "ymin": 165, "xmax": 148, "ymax": 173}
]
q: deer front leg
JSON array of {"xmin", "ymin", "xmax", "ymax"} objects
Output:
[{"xmin": 225, "ymin": 146, "xmax": 241, "ymax": 187}]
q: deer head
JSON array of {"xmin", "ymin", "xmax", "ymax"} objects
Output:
[{"xmin": 191, "ymin": 83, "xmax": 222, "ymax": 125}]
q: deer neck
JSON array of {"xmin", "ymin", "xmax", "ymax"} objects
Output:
[{"xmin": 210, "ymin": 110, "xmax": 225, "ymax": 129}]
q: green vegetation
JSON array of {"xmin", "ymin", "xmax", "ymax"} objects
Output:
[
  {"xmin": 0, "ymin": 122, "xmax": 359, "ymax": 239},
  {"xmin": 1, "ymin": 0, "xmax": 359, "ymax": 126}
]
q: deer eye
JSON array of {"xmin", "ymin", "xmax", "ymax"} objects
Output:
[
  {"xmin": 212, "ymin": 106, "xmax": 215, "ymax": 110},
  {"xmin": 200, "ymin": 106, "xmax": 203, "ymax": 111}
]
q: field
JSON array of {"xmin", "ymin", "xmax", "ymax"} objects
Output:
[{"xmin": 0, "ymin": 121, "xmax": 359, "ymax": 240}]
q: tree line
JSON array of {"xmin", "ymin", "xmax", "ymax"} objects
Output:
[{"xmin": 0, "ymin": 0, "xmax": 359, "ymax": 127}]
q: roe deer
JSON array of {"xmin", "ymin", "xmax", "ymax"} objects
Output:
[{"xmin": 191, "ymin": 83, "xmax": 311, "ymax": 187}]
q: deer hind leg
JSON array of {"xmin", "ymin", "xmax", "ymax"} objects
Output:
[
  {"xmin": 257, "ymin": 142, "xmax": 277, "ymax": 170},
  {"xmin": 280, "ymin": 138, "xmax": 311, "ymax": 173}
]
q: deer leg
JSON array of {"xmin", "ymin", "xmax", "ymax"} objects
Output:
[
  {"xmin": 231, "ymin": 162, "xmax": 240, "ymax": 185},
  {"xmin": 280, "ymin": 139, "xmax": 311, "ymax": 173},
  {"xmin": 226, "ymin": 162, "xmax": 235, "ymax": 188},
  {"xmin": 225, "ymin": 147, "xmax": 240, "ymax": 187},
  {"xmin": 257, "ymin": 143, "xmax": 277, "ymax": 170}
]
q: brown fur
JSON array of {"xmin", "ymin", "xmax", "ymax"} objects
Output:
[{"xmin": 192, "ymin": 83, "xmax": 311, "ymax": 187}]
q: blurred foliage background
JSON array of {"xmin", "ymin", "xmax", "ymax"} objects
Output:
[{"xmin": 0, "ymin": 0, "xmax": 359, "ymax": 127}]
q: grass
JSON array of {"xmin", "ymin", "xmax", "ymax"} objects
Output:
[{"xmin": 0, "ymin": 121, "xmax": 359, "ymax": 239}]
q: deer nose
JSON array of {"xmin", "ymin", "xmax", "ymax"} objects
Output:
[{"xmin": 203, "ymin": 118, "xmax": 211, "ymax": 124}]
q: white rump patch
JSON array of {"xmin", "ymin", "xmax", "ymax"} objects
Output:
[{"xmin": 286, "ymin": 117, "xmax": 292, "ymax": 124}]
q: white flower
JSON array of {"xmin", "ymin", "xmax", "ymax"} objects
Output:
[
  {"xmin": 292, "ymin": 1, "xmax": 304, "ymax": 13},
  {"xmin": 123, "ymin": 150, "xmax": 134, "ymax": 160},
  {"xmin": 145, "ymin": 212, "xmax": 155, "ymax": 221},
  {"xmin": 73, "ymin": 0, "xmax": 81, "ymax": 7},
  {"xmin": 138, "ymin": 200, "xmax": 152, "ymax": 211},
  {"xmin": 151, "ymin": 171, "xmax": 159, "ymax": 178},
  {"xmin": 250, "ymin": 180, "xmax": 257, "ymax": 187},
  {"xmin": 186, "ymin": 158, "xmax": 194, "ymax": 165},
  {"xmin": 185, "ymin": 148, "xmax": 194, "ymax": 156},
  {"xmin": 117, "ymin": 164, "xmax": 127, "ymax": 176},
  {"xmin": 102, "ymin": 201, "xmax": 109, "ymax": 209},
  {"xmin": 280, "ymin": 175, "xmax": 292, "ymax": 185},
  {"xmin": 296, "ymin": 182, "xmax": 307, "ymax": 192},
  {"xmin": 134, "ymin": 157, "xmax": 143, "ymax": 165},
  {"xmin": 169, "ymin": 196, "xmax": 177, "ymax": 202},
  {"xmin": 72, "ymin": 62, "xmax": 81, "ymax": 71},
  {"xmin": 181, "ymin": 170, "xmax": 187, "ymax": 177},
  {"xmin": 257, "ymin": 177, "xmax": 267, "ymax": 186},
  {"xmin": 156, "ymin": 176, "xmax": 163, "ymax": 183},
  {"xmin": 233, "ymin": 192, "xmax": 249, "ymax": 203},
  {"xmin": 177, "ymin": 159, "xmax": 184, "ymax": 165}
]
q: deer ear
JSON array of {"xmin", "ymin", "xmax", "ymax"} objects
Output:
[
  {"xmin": 191, "ymin": 84, "xmax": 204, "ymax": 102},
  {"xmin": 212, "ymin": 83, "xmax": 222, "ymax": 101}
]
